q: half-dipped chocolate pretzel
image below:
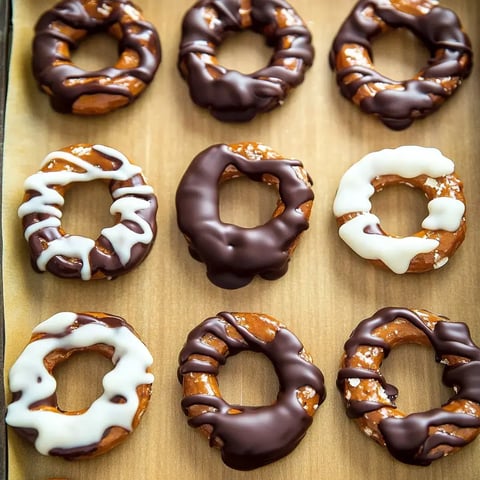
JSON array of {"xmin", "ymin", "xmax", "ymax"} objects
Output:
[
  {"xmin": 337, "ymin": 307, "xmax": 480, "ymax": 465},
  {"xmin": 178, "ymin": 0, "xmax": 314, "ymax": 121},
  {"xmin": 6, "ymin": 312, "xmax": 154, "ymax": 459},
  {"xmin": 176, "ymin": 142, "xmax": 314, "ymax": 289},
  {"xmin": 33, "ymin": 0, "xmax": 161, "ymax": 114},
  {"xmin": 329, "ymin": 0, "xmax": 473, "ymax": 130},
  {"xmin": 333, "ymin": 146, "xmax": 466, "ymax": 274},
  {"xmin": 18, "ymin": 144, "xmax": 158, "ymax": 280},
  {"xmin": 178, "ymin": 311, "xmax": 326, "ymax": 470}
]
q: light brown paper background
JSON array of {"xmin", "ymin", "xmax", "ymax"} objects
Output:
[{"xmin": 2, "ymin": 1, "xmax": 479, "ymax": 479}]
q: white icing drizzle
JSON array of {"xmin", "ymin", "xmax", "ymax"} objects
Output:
[
  {"xmin": 17, "ymin": 145, "xmax": 156, "ymax": 280},
  {"xmin": 333, "ymin": 146, "xmax": 455, "ymax": 217},
  {"xmin": 6, "ymin": 312, "xmax": 154, "ymax": 456},
  {"xmin": 333, "ymin": 146, "xmax": 465, "ymax": 273},
  {"xmin": 338, "ymin": 214, "xmax": 439, "ymax": 274}
]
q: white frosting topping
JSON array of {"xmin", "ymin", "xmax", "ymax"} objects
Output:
[
  {"xmin": 18, "ymin": 145, "xmax": 156, "ymax": 280},
  {"xmin": 338, "ymin": 214, "xmax": 439, "ymax": 274},
  {"xmin": 333, "ymin": 146, "xmax": 465, "ymax": 273},
  {"xmin": 6, "ymin": 312, "xmax": 154, "ymax": 456},
  {"xmin": 333, "ymin": 146, "xmax": 455, "ymax": 217}
]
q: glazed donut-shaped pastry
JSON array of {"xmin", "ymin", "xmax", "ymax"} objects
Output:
[
  {"xmin": 5, "ymin": 312, "xmax": 154, "ymax": 459},
  {"xmin": 337, "ymin": 307, "xmax": 480, "ymax": 465},
  {"xmin": 333, "ymin": 146, "xmax": 466, "ymax": 274},
  {"xmin": 329, "ymin": 0, "xmax": 473, "ymax": 130},
  {"xmin": 178, "ymin": 311, "xmax": 326, "ymax": 470},
  {"xmin": 18, "ymin": 144, "xmax": 158, "ymax": 280},
  {"xmin": 176, "ymin": 142, "xmax": 314, "ymax": 289},
  {"xmin": 178, "ymin": 0, "xmax": 314, "ymax": 121},
  {"xmin": 33, "ymin": 0, "xmax": 161, "ymax": 115}
]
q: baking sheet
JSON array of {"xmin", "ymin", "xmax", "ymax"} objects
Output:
[{"xmin": 2, "ymin": 1, "xmax": 479, "ymax": 479}]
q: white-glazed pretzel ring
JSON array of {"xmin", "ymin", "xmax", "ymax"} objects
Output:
[
  {"xmin": 18, "ymin": 144, "xmax": 158, "ymax": 280},
  {"xmin": 333, "ymin": 146, "xmax": 466, "ymax": 273},
  {"xmin": 5, "ymin": 312, "xmax": 154, "ymax": 459}
]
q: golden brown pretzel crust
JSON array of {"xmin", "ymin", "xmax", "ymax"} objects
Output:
[
  {"xmin": 336, "ymin": 171, "xmax": 466, "ymax": 273},
  {"xmin": 338, "ymin": 308, "xmax": 480, "ymax": 464}
]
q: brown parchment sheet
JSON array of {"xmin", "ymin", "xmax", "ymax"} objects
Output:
[{"xmin": 2, "ymin": 1, "xmax": 480, "ymax": 479}]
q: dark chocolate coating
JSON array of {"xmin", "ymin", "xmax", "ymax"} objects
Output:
[
  {"xmin": 329, "ymin": 1, "xmax": 473, "ymax": 130},
  {"xmin": 178, "ymin": 0, "xmax": 314, "ymax": 121},
  {"xmin": 178, "ymin": 312, "xmax": 326, "ymax": 470},
  {"xmin": 337, "ymin": 307, "xmax": 480, "ymax": 466},
  {"xmin": 175, "ymin": 144, "xmax": 314, "ymax": 289},
  {"xmin": 22, "ymin": 146, "xmax": 158, "ymax": 280},
  {"xmin": 32, "ymin": 0, "xmax": 161, "ymax": 114}
]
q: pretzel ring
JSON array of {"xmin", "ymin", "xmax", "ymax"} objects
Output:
[
  {"xmin": 6, "ymin": 312, "xmax": 154, "ymax": 459},
  {"xmin": 329, "ymin": 0, "xmax": 473, "ymax": 130},
  {"xmin": 178, "ymin": 0, "xmax": 314, "ymax": 122},
  {"xmin": 33, "ymin": 0, "xmax": 161, "ymax": 115},
  {"xmin": 178, "ymin": 311, "xmax": 326, "ymax": 470},
  {"xmin": 18, "ymin": 144, "xmax": 158, "ymax": 280},
  {"xmin": 333, "ymin": 146, "xmax": 466, "ymax": 274},
  {"xmin": 176, "ymin": 142, "xmax": 314, "ymax": 289},
  {"xmin": 337, "ymin": 307, "xmax": 480, "ymax": 465}
]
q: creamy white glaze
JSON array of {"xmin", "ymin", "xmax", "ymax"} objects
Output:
[
  {"xmin": 333, "ymin": 146, "xmax": 465, "ymax": 273},
  {"xmin": 18, "ymin": 145, "xmax": 156, "ymax": 280},
  {"xmin": 6, "ymin": 312, "xmax": 154, "ymax": 456},
  {"xmin": 338, "ymin": 214, "xmax": 439, "ymax": 274}
]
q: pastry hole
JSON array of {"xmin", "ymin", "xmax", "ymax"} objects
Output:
[
  {"xmin": 217, "ymin": 30, "xmax": 273, "ymax": 74},
  {"xmin": 219, "ymin": 177, "xmax": 279, "ymax": 228},
  {"xmin": 381, "ymin": 344, "xmax": 451, "ymax": 414},
  {"xmin": 370, "ymin": 184, "xmax": 428, "ymax": 237},
  {"xmin": 218, "ymin": 351, "xmax": 279, "ymax": 407},
  {"xmin": 62, "ymin": 181, "xmax": 115, "ymax": 239},
  {"xmin": 54, "ymin": 351, "xmax": 113, "ymax": 412},
  {"xmin": 372, "ymin": 28, "xmax": 430, "ymax": 80},
  {"xmin": 70, "ymin": 33, "xmax": 119, "ymax": 71}
]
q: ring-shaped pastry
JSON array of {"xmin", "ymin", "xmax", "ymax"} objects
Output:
[
  {"xmin": 333, "ymin": 146, "xmax": 466, "ymax": 274},
  {"xmin": 175, "ymin": 142, "xmax": 314, "ymax": 289},
  {"xmin": 178, "ymin": 311, "xmax": 326, "ymax": 470},
  {"xmin": 178, "ymin": 0, "xmax": 314, "ymax": 121},
  {"xmin": 33, "ymin": 0, "xmax": 161, "ymax": 115},
  {"xmin": 329, "ymin": 0, "xmax": 473, "ymax": 130},
  {"xmin": 337, "ymin": 307, "xmax": 480, "ymax": 466},
  {"xmin": 18, "ymin": 144, "xmax": 158, "ymax": 280},
  {"xmin": 6, "ymin": 312, "xmax": 154, "ymax": 459}
]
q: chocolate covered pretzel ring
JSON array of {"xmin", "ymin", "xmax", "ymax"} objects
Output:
[
  {"xmin": 176, "ymin": 142, "xmax": 314, "ymax": 289},
  {"xmin": 18, "ymin": 144, "xmax": 158, "ymax": 280},
  {"xmin": 178, "ymin": 311, "xmax": 326, "ymax": 470},
  {"xmin": 33, "ymin": 0, "xmax": 161, "ymax": 115},
  {"xmin": 6, "ymin": 312, "xmax": 154, "ymax": 459},
  {"xmin": 333, "ymin": 146, "xmax": 466, "ymax": 273},
  {"xmin": 178, "ymin": 0, "xmax": 314, "ymax": 121},
  {"xmin": 329, "ymin": 0, "xmax": 473, "ymax": 130},
  {"xmin": 337, "ymin": 307, "xmax": 480, "ymax": 465}
]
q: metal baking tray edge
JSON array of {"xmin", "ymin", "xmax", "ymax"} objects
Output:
[{"xmin": 1, "ymin": 0, "xmax": 12, "ymax": 478}]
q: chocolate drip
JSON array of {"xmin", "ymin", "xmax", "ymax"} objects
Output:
[
  {"xmin": 329, "ymin": 0, "xmax": 473, "ymax": 130},
  {"xmin": 175, "ymin": 144, "xmax": 314, "ymax": 289},
  {"xmin": 32, "ymin": 0, "xmax": 161, "ymax": 114},
  {"xmin": 338, "ymin": 307, "xmax": 480, "ymax": 465},
  {"xmin": 178, "ymin": 0, "xmax": 314, "ymax": 121},
  {"xmin": 178, "ymin": 312, "xmax": 326, "ymax": 470}
]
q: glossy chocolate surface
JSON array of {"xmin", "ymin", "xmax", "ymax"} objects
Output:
[
  {"xmin": 178, "ymin": 0, "xmax": 314, "ymax": 121},
  {"xmin": 329, "ymin": 1, "xmax": 473, "ymax": 130},
  {"xmin": 175, "ymin": 144, "xmax": 314, "ymax": 289},
  {"xmin": 338, "ymin": 307, "xmax": 480, "ymax": 465},
  {"xmin": 178, "ymin": 312, "xmax": 326, "ymax": 470},
  {"xmin": 33, "ymin": 0, "xmax": 161, "ymax": 114}
]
